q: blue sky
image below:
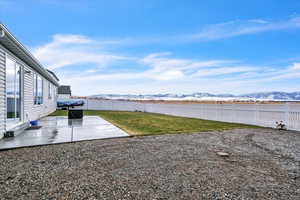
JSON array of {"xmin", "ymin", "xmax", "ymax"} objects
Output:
[{"xmin": 1, "ymin": 0, "xmax": 300, "ymax": 95}]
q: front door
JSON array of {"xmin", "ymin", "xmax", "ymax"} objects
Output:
[{"xmin": 6, "ymin": 56, "xmax": 22, "ymax": 130}]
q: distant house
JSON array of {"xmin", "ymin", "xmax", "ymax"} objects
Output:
[
  {"xmin": 0, "ymin": 24, "xmax": 59, "ymax": 138},
  {"xmin": 58, "ymin": 85, "xmax": 72, "ymax": 99}
]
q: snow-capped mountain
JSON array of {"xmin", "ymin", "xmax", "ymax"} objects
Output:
[
  {"xmin": 240, "ymin": 92, "xmax": 300, "ymax": 100},
  {"xmin": 91, "ymin": 91, "xmax": 300, "ymax": 101}
]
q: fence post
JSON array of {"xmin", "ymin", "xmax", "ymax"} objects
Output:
[
  {"xmin": 216, "ymin": 104, "xmax": 218, "ymax": 121},
  {"xmin": 284, "ymin": 102, "xmax": 290, "ymax": 128},
  {"xmin": 254, "ymin": 103, "xmax": 258, "ymax": 125},
  {"xmin": 215, "ymin": 103, "xmax": 218, "ymax": 121}
]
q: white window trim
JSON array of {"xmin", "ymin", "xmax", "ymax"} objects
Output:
[
  {"xmin": 33, "ymin": 73, "xmax": 43, "ymax": 105},
  {"xmin": 5, "ymin": 53, "xmax": 24, "ymax": 126},
  {"xmin": 48, "ymin": 82, "xmax": 52, "ymax": 99}
]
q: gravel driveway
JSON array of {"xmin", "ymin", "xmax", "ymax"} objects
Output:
[{"xmin": 0, "ymin": 128, "xmax": 299, "ymax": 200}]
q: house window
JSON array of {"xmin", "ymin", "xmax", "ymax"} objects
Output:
[
  {"xmin": 6, "ymin": 56, "xmax": 21, "ymax": 121},
  {"xmin": 33, "ymin": 73, "xmax": 36, "ymax": 100},
  {"xmin": 48, "ymin": 82, "xmax": 52, "ymax": 99},
  {"xmin": 33, "ymin": 74, "xmax": 43, "ymax": 104}
]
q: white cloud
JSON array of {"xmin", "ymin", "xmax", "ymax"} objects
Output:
[
  {"xmin": 57, "ymin": 53, "xmax": 300, "ymax": 95},
  {"xmin": 32, "ymin": 34, "xmax": 129, "ymax": 70},
  {"xmin": 61, "ymin": 52, "xmax": 250, "ymax": 83},
  {"xmin": 32, "ymin": 16, "xmax": 300, "ymax": 71},
  {"xmin": 100, "ymin": 17, "xmax": 300, "ymax": 44},
  {"xmin": 264, "ymin": 62, "xmax": 300, "ymax": 80},
  {"xmin": 51, "ymin": 34, "xmax": 92, "ymax": 44},
  {"xmin": 141, "ymin": 52, "xmax": 238, "ymax": 71},
  {"xmin": 291, "ymin": 62, "xmax": 300, "ymax": 70},
  {"xmin": 138, "ymin": 52, "xmax": 240, "ymax": 80},
  {"xmin": 30, "ymin": 15, "xmax": 300, "ymax": 95},
  {"xmin": 193, "ymin": 66, "xmax": 256, "ymax": 77},
  {"xmin": 189, "ymin": 17, "xmax": 300, "ymax": 41},
  {"xmin": 248, "ymin": 19, "xmax": 269, "ymax": 24},
  {"xmin": 152, "ymin": 70, "xmax": 185, "ymax": 81}
]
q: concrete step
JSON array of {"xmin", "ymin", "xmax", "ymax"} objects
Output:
[{"xmin": 4, "ymin": 122, "xmax": 30, "ymax": 137}]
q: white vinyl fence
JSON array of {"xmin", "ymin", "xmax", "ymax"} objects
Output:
[{"xmin": 74, "ymin": 99, "xmax": 300, "ymax": 131}]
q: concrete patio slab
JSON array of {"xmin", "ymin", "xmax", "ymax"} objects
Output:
[{"xmin": 0, "ymin": 116, "xmax": 129, "ymax": 150}]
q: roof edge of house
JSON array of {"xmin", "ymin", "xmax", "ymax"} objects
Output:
[{"xmin": 0, "ymin": 23, "xmax": 59, "ymax": 86}]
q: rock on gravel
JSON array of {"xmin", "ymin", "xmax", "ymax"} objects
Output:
[
  {"xmin": 216, "ymin": 152, "xmax": 229, "ymax": 157},
  {"xmin": 0, "ymin": 128, "xmax": 299, "ymax": 200}
]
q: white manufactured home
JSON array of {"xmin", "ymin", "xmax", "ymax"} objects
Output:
[{"xmin": 0, "ymin": 24, "xmax": 59, "ymax": 138}]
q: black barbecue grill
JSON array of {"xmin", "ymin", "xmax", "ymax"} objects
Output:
[{"xmin": 57, "ymin": 100, "xmax": 85, "ymax": 119}]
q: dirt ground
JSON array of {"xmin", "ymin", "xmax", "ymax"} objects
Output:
[{"xmin": 0, "ymin": 128, "xmax": 299, "ymax": 199}]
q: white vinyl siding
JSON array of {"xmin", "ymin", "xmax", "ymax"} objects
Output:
[
  {"xmin": 0, "ymin": 47, "xmax": 5, "ymax": 138},
  {"xmin": 0, "ymin": 44, "xmax": 57, "ymax": 127},
  {"xmin": 23, "ymin": 66, "xmax": 57, "ymax": 122}
]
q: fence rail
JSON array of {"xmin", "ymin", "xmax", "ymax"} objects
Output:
[{"xmin": 73, "ymin": 99, "xmax": 300, "ymax": 131}]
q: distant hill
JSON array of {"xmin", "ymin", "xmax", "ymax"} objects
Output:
[
  {"xmin": 240, "ymin": 92, "xmax": 300, "ymax": 100},
  {"xmin": 91, "ymin": 91, "xmax": 300, "ymax": 101}
]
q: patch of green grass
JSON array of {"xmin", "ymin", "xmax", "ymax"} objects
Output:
[
  {"xmin": 48, "ymin": 110, "xmax": 68, "ymax": 116},
  {"xmin": 49, "ymin": 110, "xmax": 258, "ymax": 136}
]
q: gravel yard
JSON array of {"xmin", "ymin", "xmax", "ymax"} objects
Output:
[{"xmin": 0, "ymin": 128, "xmax": 299, "ymax": 200}]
